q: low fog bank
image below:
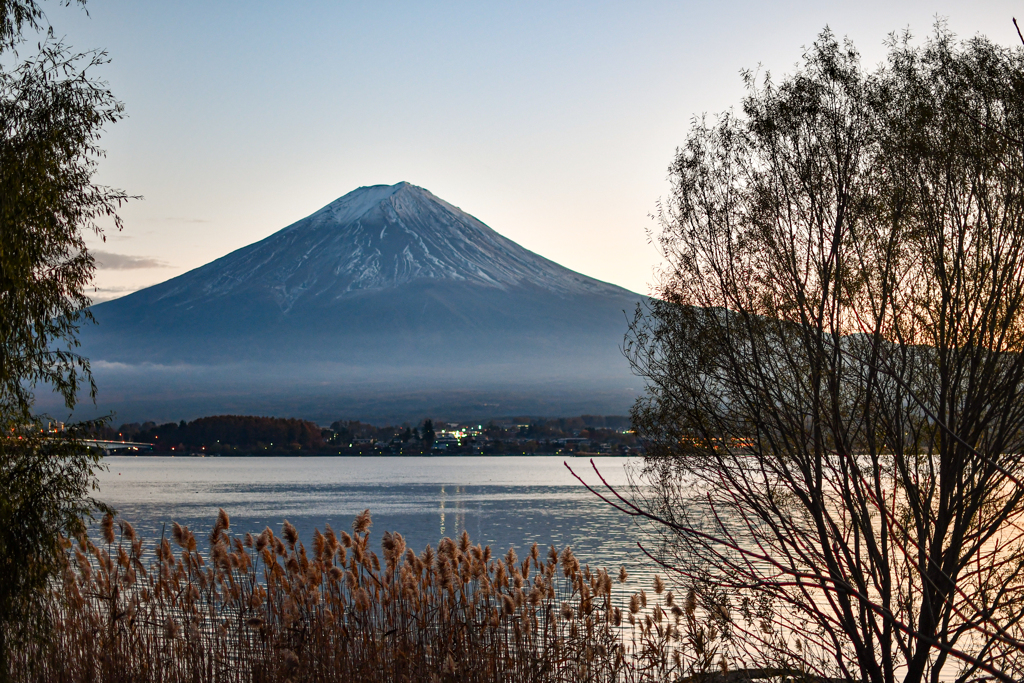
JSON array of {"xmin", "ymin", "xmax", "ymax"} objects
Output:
[{"xmin": 34, "ymin": 358, "xmax": 640, "ymax": 425}]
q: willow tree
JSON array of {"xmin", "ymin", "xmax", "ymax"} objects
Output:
[
  {"xmin": 0, "ymin": 1, "xmax": 125, "ymax": 677},
  {"xmin": 618, "ymin": 27, "xmax": 1024, "ymax": 683}
]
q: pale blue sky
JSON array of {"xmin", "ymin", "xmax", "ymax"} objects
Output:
[{"xmin": 39, "ymin": 0, "xmax": 1024, "ymax": 299}]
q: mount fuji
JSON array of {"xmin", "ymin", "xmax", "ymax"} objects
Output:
[{"xmin": 68, "ymin": 183, "xmax": 645, "ymax": 423}]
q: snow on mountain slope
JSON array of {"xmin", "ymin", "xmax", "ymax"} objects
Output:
[
  {"xmin": 71, "ymin": 183, "xmax": 645, "ymax": 421},
  {"xmin": 139, "ymin": 182, "xmax": 631, "ymax": 314}
]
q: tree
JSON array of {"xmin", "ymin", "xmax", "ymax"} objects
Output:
[
  {"xmin": 0, "ymin": 0, "xmax": 82, "ymax": 50},
  {"xmin": 422, "ymin": 419, "xmax": 436, "ymax": 450},
  {"xmin": 0, "ymin": 37, "xmax": 128, "ymax": 421},
  {"xmin": 0, "ymin": 423, "xmax": 107, "ymax": 677},
  {"xmin": 608, "ymin": 27, "xmax": 1024, "ymax": 683},
  {"xmin": 0, "ymin": 0, "xmax": 127, "ymax": 676}
]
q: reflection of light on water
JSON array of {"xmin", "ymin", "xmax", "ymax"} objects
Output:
[
  {"xmin": 454, "ymin": 485, "xmax": 464, "ymax": 537},
  {"xmin": 96, "ymin": 456, "xmax": 647, "ymax": 587},
  {"xmin": 440, "ymin": 485, "xmax": 467, "ymax": 538},
  {"xmin": 439, "ymin": 485, "xmax": 445, "ymax": 536}
]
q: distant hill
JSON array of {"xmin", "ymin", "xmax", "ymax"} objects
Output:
[
  {"xmin": 132, "ymin": 415, "xmax": 325, "ymax": 453},
  {"xmin": 57, "ymin": 182, "xmax": 645, "ymax": 423}
]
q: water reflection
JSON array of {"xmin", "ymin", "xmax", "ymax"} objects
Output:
[
  {"xmin": 95, "ymin": 456, "xmax": 651, "ymax": 583},
  {"xmin": 438, "ymin": 485, "xmax": 473, "ymax": 540}
]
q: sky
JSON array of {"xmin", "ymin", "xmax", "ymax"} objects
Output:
[{"xmin": 37, "ymin": 0, "xmax": 1024, "ymax": 300}]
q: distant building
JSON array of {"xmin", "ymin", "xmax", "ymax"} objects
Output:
[{"xmin": 433, "ymin": 435, "xmax": 460, "ymax": 450}]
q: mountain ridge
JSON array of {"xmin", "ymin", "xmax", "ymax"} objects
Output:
[
  {"xmin": 130, "ymin": 182, "xmax": 632, "ymax": 316},
  {"xmin": 66, "ymin": 182, "xmax": 645, "ymax": 422}
]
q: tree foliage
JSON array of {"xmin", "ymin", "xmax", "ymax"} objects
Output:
[
  {"xmin": 0, "ymin": 0, "xmax": 125, "ymax": 677},
  {"xmin": 0, "ymin": 40, "xmax": 129, "ymax": 421},
  {"xmin": 0, "ymin": 0, "xmax": 83, "ymax": 51},
  {"xmin": 620, "ymin": 27, "xmax": 1024, "ymax": 683},
  {"xmin": 0, "ymin": 422, "xmax": 107, "ymax": 676}
]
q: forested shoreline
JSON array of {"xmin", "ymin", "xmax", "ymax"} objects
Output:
[{"xmin": 84, "ymin": 414, "xmax": 641, "ymax": 456}]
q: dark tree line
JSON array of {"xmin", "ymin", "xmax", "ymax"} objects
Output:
[
  {"xmin": 93, "ymin": 414, "xmax": 637, "ymax": 453},
  {"xmin": 131, "ymin": 415, "xmax": 325, "ymax": 451}
]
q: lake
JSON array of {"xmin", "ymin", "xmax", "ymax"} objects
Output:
[{"xmin": 96, "ymin": 455, "xmax": 656, "ymax": 583}]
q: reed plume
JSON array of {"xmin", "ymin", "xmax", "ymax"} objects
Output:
[{"xmin": 7, "ymin": 511, "xmax": 739, "ymax": 682}]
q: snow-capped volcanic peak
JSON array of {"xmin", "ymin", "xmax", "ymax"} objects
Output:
[
  {"xmin": 156, "ymin": 182, "xmax": 626, "ymax": 310},
  {"xmin": 79, "ymin": 182, "xmax": 646, "ymax": 419}
]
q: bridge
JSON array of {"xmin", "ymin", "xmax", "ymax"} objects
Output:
[{"xmin": 81, "ymin": 439, "xmax": 154, "ymax": 454}]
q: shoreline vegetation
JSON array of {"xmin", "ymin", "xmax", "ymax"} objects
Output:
[
  {"xmin": 4, "ymin": 0, "xmax": 1022, "ymax": 677},
  {"xmin": 11, "ymin": 510, "xmax": 745, "ymax": 683},
  {"xmin": 82, "ymin": 415, "xmax": 643, "ymax": 457}
]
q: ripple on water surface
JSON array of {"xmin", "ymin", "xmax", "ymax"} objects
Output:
[{"xmin": 97, "ymin": 456, "xmax": 655, "ymax": 584}]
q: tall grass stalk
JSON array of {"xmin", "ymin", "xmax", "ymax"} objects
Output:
[{"xmin": 9, "ymin": 510, "xmax": 739, "ymax": 682}]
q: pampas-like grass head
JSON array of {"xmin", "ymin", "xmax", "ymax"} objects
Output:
[
  {"xmin": 26, "ymin": 508, "xmax": 705, "ymax": 683},
  {"xmin": 101, "ymin": 512, "xmax": 114, "ymax": 545}
]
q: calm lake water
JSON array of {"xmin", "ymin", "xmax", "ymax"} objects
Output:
[{"xmin": 96, "ymin": 455, "xmax": 652, "ymax": 581}]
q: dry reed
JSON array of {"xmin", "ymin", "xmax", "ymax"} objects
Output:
[{"xmin": 9, "ymin": 510, "xmax": 736, "ymax": 682}]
